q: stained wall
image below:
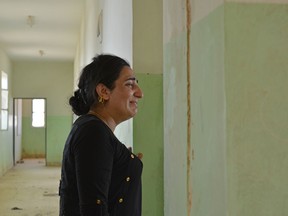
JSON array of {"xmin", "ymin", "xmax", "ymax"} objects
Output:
[
  {"xmin": 164, "ymin": 0, "xmax": 226, "ymax": 216},
  {"xmin": 164, "ymin": 0, "xmax": 288, "ymax": 216}
]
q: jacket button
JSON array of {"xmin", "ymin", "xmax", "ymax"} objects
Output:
[
  {"xmin": 126, "ymin": 177, "xmax": 130, "ymax": 182},
  {"xmin": 96, "ymin": 199, "xmax": 101, "ymax": 205},
  {"xmin": 119, "ymin": 198, "xmax": 124, "ymax": 203}
]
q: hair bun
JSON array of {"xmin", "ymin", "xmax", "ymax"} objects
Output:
[{"xmin": 69, "ymin": 90, "xmax": 89, "ymax": 116}]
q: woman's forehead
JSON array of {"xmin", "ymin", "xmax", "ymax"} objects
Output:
[{"xmin": 119, "ymin": 66, "xmax": 135, "ymax": 79}]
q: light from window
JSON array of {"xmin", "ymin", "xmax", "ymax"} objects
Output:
[
  {"xmin": 32, "ymin": 99, "xmax": 45, "ymax": 127},
  {"xmin": 1, "ymin": 90, "xmax": 8, "ymax": 109},
  {"xmin": 1, "ymin": 71, "xmax": 8, "ymax": 130},
  {"xmin": 1, "ymin": 71, "xmax": 8, "ymax": 89},
  {"xmin": 1, "ymin": 110, "xmax": 8, "ymax": 130}
]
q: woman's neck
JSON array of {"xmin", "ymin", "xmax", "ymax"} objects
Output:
[{"xmin": 88, "ymin": 109, "xmax": 116, "ymax": 132}]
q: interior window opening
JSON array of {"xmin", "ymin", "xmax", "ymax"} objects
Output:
[{"xmin": 32, "ymin": 99, "xmax": 45, "ymax": 128}]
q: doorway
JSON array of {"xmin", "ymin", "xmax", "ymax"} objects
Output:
[{"xmin": 13, "ymin": 98, "xmax": 47, "ymax": 165}]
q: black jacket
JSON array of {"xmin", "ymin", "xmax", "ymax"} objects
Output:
[{"xmin": 59, "ymin": 115, "xmax": 143, "ymax": 216}]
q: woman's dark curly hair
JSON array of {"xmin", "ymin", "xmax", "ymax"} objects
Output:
[{"xmin": 69, "ymin": 54, "xmax": 130, "ymax": 116}]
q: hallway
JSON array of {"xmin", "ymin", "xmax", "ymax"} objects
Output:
[{"xmin": 0, "ymin": 159, "xmax": 61, "ymax": 216}]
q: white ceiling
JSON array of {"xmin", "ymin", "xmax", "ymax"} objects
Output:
[{"xmin": 0, "ymin": 0, "xmax": 84, "ymax": 61}]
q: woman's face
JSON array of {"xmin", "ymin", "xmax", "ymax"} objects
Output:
[{"xmin": 107, "ymin": 66, "xmax": 143, "ymax": 122}]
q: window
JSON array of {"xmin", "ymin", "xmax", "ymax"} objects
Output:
[
  {"xmin": 1, "ymin": 71, "xmax": 8, "ymax": 130},
  {"xmin": 32, "ymin": 99, "xmax": 45, "ymax": 127}
]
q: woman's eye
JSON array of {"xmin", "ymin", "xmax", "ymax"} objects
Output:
[{"xmin": 126, "ymin": 83, "xmax": 134, "ymax": 87}]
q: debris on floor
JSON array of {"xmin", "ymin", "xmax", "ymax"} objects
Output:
[
  {"xmin": 43, "ymin": 191, "xmax": 58, "ymax": 196},
  {"xmin": 11, "ymin": 207, "xmax": 23, "ymax": 210},
  {"xmin": 0, "ymin": 159, "xmax": 60, "ymax": 215}
]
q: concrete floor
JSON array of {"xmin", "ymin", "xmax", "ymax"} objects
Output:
[{"xmin": 0, "ymin": 159, "xmax": 61, "ymax": 216}]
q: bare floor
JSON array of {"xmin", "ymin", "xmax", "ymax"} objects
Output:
[{"xmin": 0, "ymin": 159, "xmax": 61, "ymax": 216}]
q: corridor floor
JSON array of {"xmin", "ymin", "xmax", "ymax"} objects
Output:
[{"xmin": 0, "ymin": 159, "xmax": 61, "ymax": 216}]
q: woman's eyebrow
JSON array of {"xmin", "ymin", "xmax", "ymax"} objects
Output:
[{"xmin": 125, "ymin": 77, "xmax": 137, "ymax": 82}]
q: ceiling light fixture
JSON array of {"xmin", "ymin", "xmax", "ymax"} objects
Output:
[
  {"xmin": 26, "ymin": 15, "xmax": 35, "ymax": 27},
  {"xmin": 39, "ymin": 50, "xmax": 45, "ymax": 56}
]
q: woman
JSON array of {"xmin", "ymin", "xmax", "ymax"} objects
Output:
[{"xmin": 59, "ymin": 54, "xmax": 144, "ymax": 216}]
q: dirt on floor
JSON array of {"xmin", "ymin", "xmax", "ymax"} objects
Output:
[{"xmin": 0, "ymin": 159, "xmax": 61, "ymax": 216}]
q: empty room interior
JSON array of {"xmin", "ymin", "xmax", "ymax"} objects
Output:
[{"xmin": 0, "ymin": 0, "xmax": 288, "ymax": 216}]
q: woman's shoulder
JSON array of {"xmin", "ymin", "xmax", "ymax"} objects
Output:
[
  {"xmin": 72, "ymin": 115, "xmax": 116, "ymax": 151},
  {"xmin": 74, "ymin": 114, "xmax": 107, "ymax": 129},
  {"xmin": 71, "ymin": 114, "xmax": 113, "ymax": 141}
]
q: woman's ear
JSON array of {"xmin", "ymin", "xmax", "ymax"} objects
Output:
[{"xmin": 95, "ymin": 83, "xmax": 110, "ymax": 100}]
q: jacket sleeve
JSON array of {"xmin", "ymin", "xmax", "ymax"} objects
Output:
[{"xmin": 73, "ymin": 122, "xmax": 114, "ymax": 215}]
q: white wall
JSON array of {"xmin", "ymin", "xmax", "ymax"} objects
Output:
[
  {"xmin": 102, "ymin": 0, "xmax": 132, "ymax": 62},
  {"xmin": 102, "ymin": 0, "xmax": 133, "ymax": 147},
  {"xmin": 83, "ymin": 0, "xmax": 103, "ymax": 65},
  {"xmin": 14, "ymin": 99, "xmax": 22, "ymax": 163},
  {"xmin": 0, "ymin": 48, "xmax": 14, "ymax": 176},
  {"xmin": 75, "ymin": 0, "xmax": 133, "ymax": 147},
  {"xmin": 74, "ymin": 0, "xmax": 102, "ymax": 83},
  {"xmin": 12, "ymin": 61, "xmax": 73, "ymax": 115}
]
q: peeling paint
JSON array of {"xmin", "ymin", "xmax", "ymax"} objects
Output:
[{"xmin": 186, "ymin": 0, "xmax": 192, "ymax": 216}]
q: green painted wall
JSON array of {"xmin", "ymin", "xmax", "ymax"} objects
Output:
[
  {"xmin": 164, "ymin": 2, "xmax": 288, "ymax": 215},
  {"xmin": 134, "ymin": 73, "xmax": 163, "ymax": 216},
  {"xmin": 46, "ymin": 116, "xmax": 72, "ymax": 166},
  {"xmin": 163, "ymin": 2, "xmax": 226, "ymax": 216},
  {"xmin": 225, "ymin": 3, "xmax": 288, "ymax": 216},
  {"xmin": 21, "ymin": 99, "xmax": 45, "ymax": 158},
  {"xmin": 15, "ymin": 98, "xmax": 71, "ymax": 164},
  {"xmin": 190, "ymin": 4, "xmax": 227, "ymax": 216},
  {"xmin": 164, "ymin": 3, "xmax": 227, "ymax": 216},
  {"xmin": 163, "ymin": 33, "xmax": 188, "ymax": 216},
  {"xmin": 22, "ymin": 117, "xmax": 45, "ymax": 158}
]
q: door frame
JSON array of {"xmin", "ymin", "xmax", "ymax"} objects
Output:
[{"xmin": 12, "ymin": 97, "xmax": 47, "ymax": 166}]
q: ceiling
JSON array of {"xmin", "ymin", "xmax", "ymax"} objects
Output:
[{"xmin": 0, "ymin": 0, "xmax": 84, "ymax": 61}]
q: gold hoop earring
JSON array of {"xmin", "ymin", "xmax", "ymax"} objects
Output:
[{"xmin": 98, "ymin": 96, "xmax": 104, "ymax": 104}]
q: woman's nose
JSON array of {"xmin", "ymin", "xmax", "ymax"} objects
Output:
[{"xmin": 135, "ymin": 85, "xmax": 144, "ymax": 98}]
